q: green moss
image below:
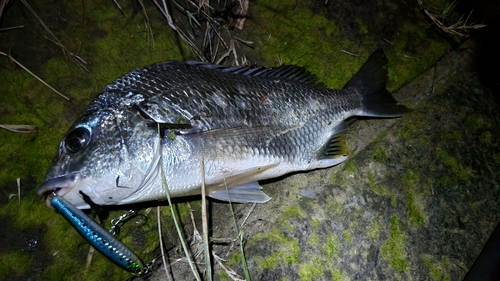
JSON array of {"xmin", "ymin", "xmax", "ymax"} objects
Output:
[
  {"xmin": 342, "ymin": 230, "xmax": 353, "ymax": 243},
  {"xmin": 464, "ymin": 114, "xmax": 491, "ymax": 132},
  {"xmin": 281, "ymin": 205, "xmax": 307, "ymax": 221},
  {"xmin": 401, "ymin": 170, "xmax": 426, "ymax": 227},
  {"xmin": 367, "ymin": 220, "xmax": 382, "ymax": 240},
  {"xmin": 245, "ymin": 1, "xmax": 364, "ymax": 88},
  {"xmin": 355, "ymin": 18, "xmax": 370, "ymax": 35},
  {"xmin": 381, "ymin": 216, "xmax": 409, "ymax": 272},
  {"xmin": 402, "ymin": 170, "xmax": 418, "ymax": 186},
  {"xmin": 217, "ymin": 268, "xmax": 231, "ymax": 281},
  {"xmin": 406, "ymin": 191, "xmax": 425, "ymax": 227},
  {"xmin": 322, "ymin": 233, "xmax": 339, "ymax": 259},
  {"xmin": 343, "ymin": 160, "xmax": 358, "ymax": 174},
  {"xmin": 373, "ymin": 147, "xmax": 388, "ymax": 162},
  {"xmin": 311, "ymin": 218, "xmax": 321, "ymax": 229},
  {"xmin": 276, "ymin": 205, "xmax": 308, "ymax": 231},
  {"xmin": 227, "ymin": 250, "xmax": 242, "ymax": 267},
  {"xmin": 253, "ymin": 230, "xmax": 300, "ymax": 269},
  {"xmin": 423, "ymin": 255, "xmax": 451, "ymax": 281},
  {"xmin": 325, "ymin": 196, "xmax": 344, "ymax": 215},
  {"xmin": 367, "ymin": 172, "xmax": 386, "ymax": 196},
  {"xmin": 0, "ymin": 250, "xmax": 31, "ymax": 276},
  {"xmin": 299, "ymin": 257, "xmax": 323, "ymax": 281},
  {"xmin": 480, "ymin": 131, "xmax": 492, "ymax": 145},
  {"xmin": 309, "ymin": 233, "xmax": 319, "ymax": 248},
  {"xmin": 436, "ymin": 147, "xmax": 474, "ymax": 181},
  {"xmin": 331, "ymin": 269, "xmax": 344, "ymax": 281},
  {"xmin": 386, "ymin": 17, "xmax": 450, "ymax": 90},
  {"xmin": 366, "ymin": 172, "xmax": 397, "ymax": 207}
]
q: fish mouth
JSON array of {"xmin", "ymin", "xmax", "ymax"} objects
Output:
[{"xmin": 38, "ymin": 173, "xmax": 80, "ymax": 208}]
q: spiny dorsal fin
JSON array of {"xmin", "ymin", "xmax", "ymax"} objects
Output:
[{"xmin": 183, "ymin": 61, "xmax": 322, "ymax": 85}]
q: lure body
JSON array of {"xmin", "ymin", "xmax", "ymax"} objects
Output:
[{"xmin": 49, "ymin": 193, "xmax": 146, "ymax": 275}]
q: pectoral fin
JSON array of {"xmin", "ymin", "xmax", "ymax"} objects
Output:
[{"xmin": 209, "ymin": 182, "xmax": 271, "ymax": 203}]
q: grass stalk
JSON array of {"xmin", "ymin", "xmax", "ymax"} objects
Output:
[
  {"xmin": 157, "ymin": 206, "xmax": 173, "ymax": 281},
  {"xmin": 0, "ymin": 51, "xmax": 70, "ymax": 101},
  {"xmin": 157, "ymin": 124, "xmax": 202, "ymax": 281},
  {"xmin": 224, "ymin": 180, "xmax": 251, "ymax": 281},
  {"xmin": 200, "ymin": 157, "xmax": 212, "ymax": 280}
]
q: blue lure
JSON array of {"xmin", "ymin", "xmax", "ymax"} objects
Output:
[{"xmin": 49, "ymin": 193, "xmax": 147, "ymax": 276}]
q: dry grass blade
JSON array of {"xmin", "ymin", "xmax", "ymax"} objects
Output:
[
  {"xmin": 0, "ymin": 0, "xmax": 10, "ymax": 21},
  {"xmin": 0, "ymin": 25, "xmax": 25, "ymax": 32},
  {"xmin": 0, "ymin": 124, "xmax": 36, "ymax": 133},
  {"xmin": 112, "ymin": 0, "xmax": 124, "ymax": 14},
  {"xmin": 82, "ymin": 247, "xmax": 95, "ymax": 280},
  {"xmin": 20, "ymin": 0, "xmax": 89, "ymax": 72},
  {"xmin": 152, "ymin": 0, "xmax": 206, "ymax": 61},
  {"xmin": 0, "ymin": 51, "xmax": 71, "ymax": 101},
  {"xmin": 213, "ymin": 253, "xmax": 245, "ymax": 281},
  {"xmin": 234, "ymin": 37, "xmax": 254, "ymax": 47},
  {"xmin": 340, "ymin": 49, "xmax": 359, "ymax": 57},
  {"xmin": 138, "ymin": 0, "xmax": 155, "ymax": 51},
  {"xmin": 200, "ymin": 157, "xmax": 212, "ymax": 280},
  {"xmin": 234, "ymin": 0, "xmax": 249, "ymax": 30},
  {"xmin": 417, "ymin": 0, "xmax": 486, "ymax": 37},
  {"xmin": 157, "ymin": 124, "xmax": 202, "ymax": 281},
  {"xmin": 16, "ymin": 178, "xmax": 21, "ymax": 206},
  {"xmin": 157, "ymin": 206, "xmax": 173, "ymax": 281}
]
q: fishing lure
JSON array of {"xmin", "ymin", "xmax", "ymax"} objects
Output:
[{"xmin": 48, "ymin": 193, "xmax": 147, "ymax": 276}]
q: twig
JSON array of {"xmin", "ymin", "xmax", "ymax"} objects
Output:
[
  {"xmin": 112, "ymin": 0, "xmax": 124, "ymax": 14},
  {"xmin": 17, "ymin": 178, "xmax": 21, "ymax": 206},
  {"xmin": 0, "ymin": 0, "xmax": 10, "ymax": 21},
  {"xmin": 83, "ymin": 247, "xmax": 95, "ymax": 279},
  {"xmin": 0, "ymin": 25, "xmax": 25, "ymax": 32},
  {"xmin": 152, "ymin": 0, "xmax": 206, "ymax": 60},
  {"xmin": 234, "ymin": 37, "xmax": 254, "ymax": 47},
  {"xmin": 0, "ymin": 51, "xmax": 70, "ymax": 101},
  {"xmin": 138, "ymin": 0, "xmax": 155, "ymax": 51},
  {"xmin": 340, "ymin": 49, "xmax": 359, "ymax": 57},
  {"xmin": 240, "ymin": 203, "xmax": 256, "ymax": 229},
  {"xmin": 213, "ymin": 252, "xmax": 245, "ymax": 281},
  {"xmin": 0, "ymin": 124, "xmax": 36, "ymax": 133},
  {"xmin": 417, "ymin": 0, "xmax": 486, "ymax": 37},
  {"xmin": 20, "ymin": 0, "xmax": 88, "ymax": 71},
  {"xmin": 382, "ymin": 38, "xmax": 394, "ymax": 45}
]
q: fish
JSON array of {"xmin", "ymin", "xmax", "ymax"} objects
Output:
[{"xmin": 38, "ymin": 49, "xmax": 410, "ymax": 209}]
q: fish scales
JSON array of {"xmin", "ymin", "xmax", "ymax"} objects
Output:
[
  {"xmin": 39, "ymin": 49, "xmax": 409, "ymax": 209},
  {"xmin": 105, "ymin": 62, "xmax": 361, "ymax": 131}
]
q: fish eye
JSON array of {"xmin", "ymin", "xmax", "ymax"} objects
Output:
[{"xmin": 65, "ymin": 128, "xmax": 91, "ymax": 153}]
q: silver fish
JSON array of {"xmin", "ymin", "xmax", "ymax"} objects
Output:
[{"xmin": 38, "ymin": 49, "xmax": 409, "ymax": 209}]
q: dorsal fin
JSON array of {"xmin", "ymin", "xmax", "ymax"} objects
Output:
[{"xmin": 183, "ymin": 61, "xmax": 322, "ymax": 85}]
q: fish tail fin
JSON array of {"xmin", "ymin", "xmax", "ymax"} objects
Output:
[{"xmin": 343, "ymin": 49, "xmax": 411, "ymax": 117}]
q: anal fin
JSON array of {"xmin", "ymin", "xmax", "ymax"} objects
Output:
[
  {"xmin": 209, "ymin": 182, "xmax": 271, "ymax": 203},
  {"xmin": 318, "ymin": 121, "xmax": 349, "ymax": 160}
]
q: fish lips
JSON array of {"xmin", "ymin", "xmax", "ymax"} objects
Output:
[{"xmin": 38, "ymin": 173, "xmax": 80, "ymax": 208}]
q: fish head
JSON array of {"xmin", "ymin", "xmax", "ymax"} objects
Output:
[{"xmin": 38, "ymin": 95, "xmax": 158, "ymax": 209}]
